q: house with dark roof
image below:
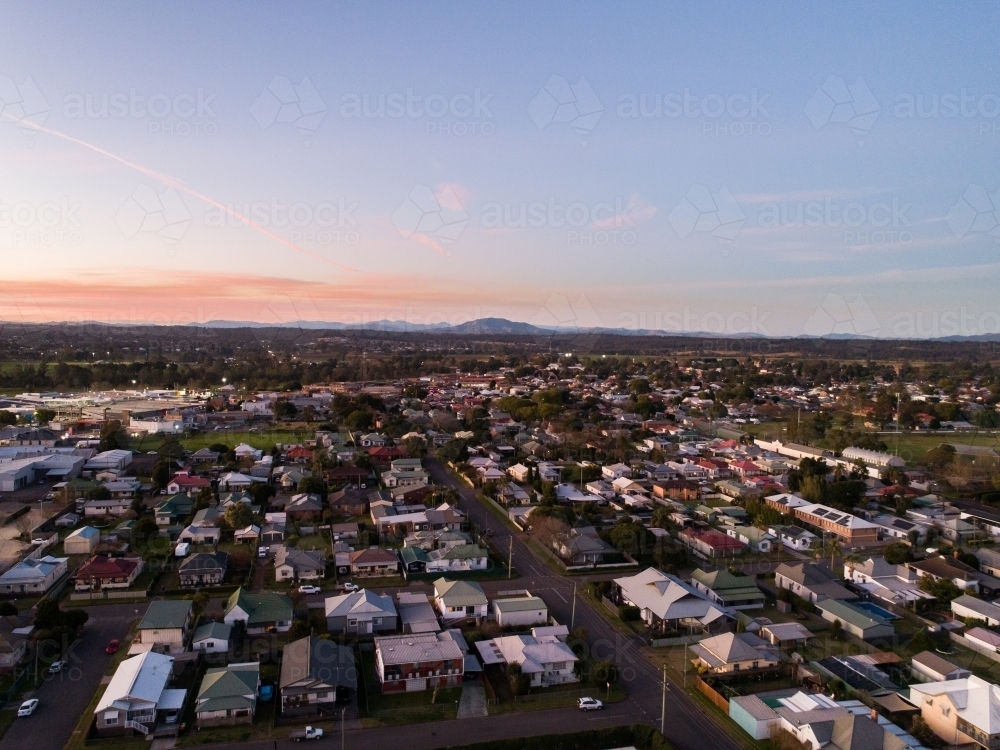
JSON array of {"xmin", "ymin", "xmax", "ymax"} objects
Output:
[
  {"xmin": 74, "ymin": 555, "xmax": 144, "ymax": 592},
  {"xmin": 178, "ymin": 552, "xmax": 228, "ymax": 587},
  {"xmin": 774, "ymin": 562, "xmax": 856, "ymax": 604},
  {"xmin": 274, "ymin": 546, "xmax": 326, "ymax": 582},
  {"xmin": 285, "ymin": 493, "xmax": 324, "ymax": 521},
  {"xmin": 195, "ymin": 662, "xmax": 259, "ymax": 727},
  {"xmin": 280, "ymin": 636, "xmax": 357, "ymax": 716},
  {"xmin": 328, "ymin": 488, "xmax": 368, "ymax": 517},
  {"xmin": 349, "ymin": 548, "xmax": 399, "ymax": 577}
]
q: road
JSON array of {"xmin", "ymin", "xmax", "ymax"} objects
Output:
[
  {"xmin": 0, "ymin": 602, "xmax": 147, "ymax": 750},
  {"xmin": 423, "ymin": 458, "xmax": 740, "ymax": 750}
]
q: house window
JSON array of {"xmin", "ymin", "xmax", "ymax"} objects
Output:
[{"xmin": 104, "ymin": 714, "xmax": 119, "ymax": 726}]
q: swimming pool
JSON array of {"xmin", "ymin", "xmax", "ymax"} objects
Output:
[{"xmin": 856, "ymin": 601, "xmax": 899, "ymax": 620}]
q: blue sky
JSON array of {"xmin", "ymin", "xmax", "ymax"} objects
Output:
[{"xmin": 2, "ymin": 1, "xmax": 1000, "ymax": 337}]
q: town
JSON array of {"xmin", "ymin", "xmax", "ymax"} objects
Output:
[{"xmin": 0, "ymin": 336, "xmax": 997, "ymax": 750}]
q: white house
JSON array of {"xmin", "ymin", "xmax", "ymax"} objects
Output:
[
  {"xmin": 191, "ymin": 621, "xmax": 232, "ymax": 654},
  {"xmin": 95, "ymin": 651, "xmax": 185, "ymax": 736},
  {"xmin": 493, "ymin": 594, "xmax": 548, "ymax": 628},
  {"xmin": 475, "ymin": 630, "xmax": 578, "ymax": 687},
  {"xmin": 602, "ymin": 463, "xmax": 632, "ymax": 480},
  {"xmin": 433, "ymin": 578, "xmax": 488, "ymax": 622},
  {"xmin": 0, "ymin": 555, "xmax": 68, "ymax": 595}
]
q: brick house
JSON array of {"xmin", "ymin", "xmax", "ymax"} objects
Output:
[{"xmin": 374, "ymin": 632, "xmax": 464, "ymax": 693}]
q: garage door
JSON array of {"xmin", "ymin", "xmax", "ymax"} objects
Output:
[{"xmin": 405, "ymin": 678, "xmax": 427, "ymax": 692}]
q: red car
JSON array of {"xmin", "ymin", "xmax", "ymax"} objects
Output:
[{"xmin": 105, "ymin": 639, "xmax": 120, "ymax": 654}]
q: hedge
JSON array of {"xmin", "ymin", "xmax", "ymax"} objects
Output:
[{"xmin": 436, "ymin": 724, "xmax": 675, "ymax": 750}]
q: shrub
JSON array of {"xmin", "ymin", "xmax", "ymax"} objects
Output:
[{"xmin": 619, "ymin": 605, "xmax": 641, "ymax": 622}]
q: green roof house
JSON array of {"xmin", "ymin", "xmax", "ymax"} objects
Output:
[
  {"xmin": 691, "ymin": 569, "xmax": 766, "ymax": 611},
  {"xmin": 224, "ymin": 587, "xmax": 293, "ymax": 634},
  {"xmin": 195, "ymin": 662, "xmax": 260, "ymax": 726}
]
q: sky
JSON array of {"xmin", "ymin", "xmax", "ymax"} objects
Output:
[{"xmin": 2, "ymin": 2, "xmax": 1000, "ymax": 338}]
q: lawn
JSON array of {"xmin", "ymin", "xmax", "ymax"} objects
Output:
[
  {"xmin": 177, "ymin": 702, "xmax": 277, "ymax": 746},
  {"xmin": 357, "ymin": 650, "xmax": 461, "ymax": 726},
  {"xmin": 140, "ymin": 428, "xmax": 317, "ymax": 454}
]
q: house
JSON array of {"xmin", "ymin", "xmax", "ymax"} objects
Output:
[
  {"xmin": 190, "ymin": 448, "xmax": 220, "ymax": 463},
  {"xmin": 424, "ymin": 544, "xmax": 489, "ymax": 573},
  {"xmin": 261, "ymin": 523, "xmax": 285, "ymax": 545},
  {"xmin": 397, "ymin": 592, "xmax": 441, "ymax": 634},
  {"xmin": 219, "ymin": 472, "xmax": 255, "ymax": 490},
  {"xmin": 274, "ymin": 546, "xmax": 326, "ymax": 582},
  {"xmin": 768, "ymin": 525, "xmax": 818, "ymax": 552},
  {"xmin": 678, "ymin": 528, "xmax": 746, "ymax": 558},
  {"xmin": 816, "ymin": 599, "xmax": 895, "ymax": 640},
  {"xmin": 74, "ymin": 555, "xmax": 144, "ymax": 592},
  {"xmin": 493, "ymin": 594, "xmax": 548, "ymax": 628},
  {"xmin": 167, "ymin": 472, "xmax": 211, "ymax": 495},
  {"xmin": 791, "ymin": 503, "xmax": 879, "ymax": 544},
  {"xmin": 155, "ymin": 494, "xmax": 194, "ymax": 526},
  {"xmin": 83, "ymin": 497, "xmax": 132, "ymax": 517},
  {"xmin": 329, "ymin": 523, "xmax": 361, "ymax": 542},
  {"xmin": 374, "ymin": 632, "xmax": 464, "ymax": 693},
  {"xmin": 324, "ymin": 589, "xmax": 397, "ymax": 635},
  {"xmin": 280, "ymin": 636, "xmax": 357, "ymax": 715},
  {"xmin": 195, "ymin": 662, "xmax": 259, "ymax": 727},
  {"xmin": 64, "ymin": 526, "xmax": 101, "ymax": 555},
  {"xmin": 178, "ymin": 552, "xmax": 228, "ymax": 587},
  {"xmin": 191, "ymin": 621, "xmax": 232, "ymax": 654},
  {"xmin": 911, "ymin": 651, "xmax": 971, "ymax": 683},
  {"xmin": 285, "ymin": 493, "xmax": 324, "ymax": 521},
  {"xmin": 349, "ymin": 548, "xmax": 399, "ymax": 578},
  {"xmin": 0, "ymin": 615, "xmax": 33, "ymax": 670},
  {"xmin": 0, "ymin": 555, "xmax": 68, "ymax": 595},
  {"xmin": 507, "ymin": 463, "xmax": 530, "ymax": 482},
  {"xmin": 95, "ymin": 651, "xmax": 186, "ymax": 736},
  {"xmin": 614, "ymin": 568, "xmax": 728, "ymax": 636},
  {"xmin": 475, "ymin": 631, "xmax": 578, "ymax": 687},
  {"xmin": 690, "ymin": 569, "xmax": 765, "ymax": 610},
  {"xmin": 726, "ymin": 526, "xmax": 775, "ymax": 553},
  {"xmin": 433, "ymin": 578, "xmax": 488, "ymax": 623},
  {"xmin": 909, "ymin": 555, "xmax": 1000, "ymax": 596},
  {"xmin": 138, "ymin": 600, "xmax": 193, "ymax": 654},
  {"xmin": 234, "ymin": 525, "xmax": 260, "ymax": 544},
  {"xmin": 103, "ymin": 480, "xmax": 142, "ymax": 499},
  {"xmin": 843, "ymin": 556, "xmax": 933, "ymax": 606},
  {"xmin": 178, "ymin": 513, "xmax": 222, "ymax": 546},
  {"xmin": 909, "ymin": 675, "xmax": 1000, "ymax": 748},
  {"xmin": 328, "ymin": 488, "xmax": 368, "ymax": 517},
  {"xmin": 224, "ymin": 588, "xmax": 293, "ymax": 634},
  {"xmin": 602, "ymin": 463, "xmax": 632, "ymax": 480},
  {"xmin": 774, "ymin": 562, "xmax": 855, "ymax": 603},
  {"xmin": 689, "ymin": 632, "xmax": 780, "ymax": 674},
  {"xmin": 952, "ymin": 594, "xmax": 1000, "ymax": 627},
  {"xmin": 759, "ymin": 622, "xmax": 813, "ymax": 647},
  {"xmin": 550, "ymin": 528, "xmax": 617, "ymax": 566}
]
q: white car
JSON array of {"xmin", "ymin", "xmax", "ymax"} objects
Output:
[
  {"xmin": 48, "ymin": 660, "xmax": 66, "ymax": 674},
  {"xmin": 31, "ymin": 538, "xmax": 47, "ymax": 545},
  {"xmin": 18, "ymin": 699, "xmax": 38, "ymax": 717},
  {"xmin": 342, "ymin": 582, "xmax": 359, "ymax": 592},
  {"xmin": 298, "ymin": 585, "xmax": 321, "ymax": 594},
  {"xmin": 578, "ymin": 697, "xmax": 603, "ymax": 711}
]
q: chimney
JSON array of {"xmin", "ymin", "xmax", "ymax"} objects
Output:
[{"xmin": 870, "ymin": 707, "xmax": 878, "ymax": 723}]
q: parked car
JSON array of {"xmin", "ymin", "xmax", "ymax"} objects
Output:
[
  {"xmin": 290, "ymin": 726, "xmax": 323, "ymax": 741},
  {"xmin": 48, "ymin": 660, "xmax": 66, "ymax": 674},
  {"xmin": 578, "ymin": 697, "xmax": 603, "ymax": 711},
  {"xmin": 258, "ymin": 546, "xmax": 269, "ymax": 558},
  {"xmin": 342, "ymin": 582, "xmax": 359, "ymax": 592},
  {"xmin": 31, "ymin": 538, "xmax": 47, "ymax": 545},
  {"xmin": 18, "ymin": 699, "xmax": 38, "ymax": 717},
  {"xmin": 298, "ymin": 585, "xmax": 321, "ymax": 595},
  {"xmin": 105, "ymin": 639, "xmax": 120, "ymax": 654},
  {"xmin": 43, "ymin": 493, "xmax": 54, "ymax": 500},
  {"xmin": 258, "ymin": 684, "xmax": 274, "ymax": 702}
]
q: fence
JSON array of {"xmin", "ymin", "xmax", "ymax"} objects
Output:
[
  {"xmin": 694, "ymin": 677, "xmax": 730, "ymax": 713},
  {"xmin": 650, "ymin": 634, "xmax": 703, "ymax": 648},
  {"xmin": 950, "ymin": 631, "xmax": 1000, "ymax": 664},
  {"xmin": 3, "ymin": 667, "xmax": 29, "ymax": 703},
  {"xmin": 70, "ymin": 590, "xmax": 148, "ymax": 602}
]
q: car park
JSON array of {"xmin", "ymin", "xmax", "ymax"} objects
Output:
[{"xmin": 18, "ymin": 699, "xmax": 38, "ymax": 717}]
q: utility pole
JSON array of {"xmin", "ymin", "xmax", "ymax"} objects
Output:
[
  {"xmin": 508, "ymin": 536, "xmax": 513, "ymax": 580},
  {"xmin": 571, "ymin": 583, "xmax": 577, "ymax": 630},
  {"xmin": 683, "ymin": 641, "xmax": 688, "ymax": 688},
  {"xmin": 341, "ymin": 707, "xmax": 346, "ymax": 750},
  {"xmin": 660, "ymin": 664, "xmax": 667, "ymax": 736}
]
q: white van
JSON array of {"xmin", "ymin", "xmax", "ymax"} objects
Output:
[{"xmin": 174, "ymin": 542, "xmax": 190, "ymax": 558}]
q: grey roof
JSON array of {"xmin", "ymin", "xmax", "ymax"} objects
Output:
[
  {"xmin": 279, "ymin": 636, "xmax": 357, "ymax": 690},
  {"xmin": 324, "ymin": 589, "xmax": 397, "ymax": 619},
  {"xmin": 193, "ymin": 621, "xmax": 232, "ymax": 643},
  {"xmin": 375, "ymin": 632, "xmax": 464, "ymax": 666},
  {"xmin": 494, "ymin": 596, "xmax": 547, "ymax": 614}
]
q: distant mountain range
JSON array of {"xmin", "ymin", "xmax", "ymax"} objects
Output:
[{"xmin": 190, "ymin": 316, "xmax": 1000, "ymax": 341}]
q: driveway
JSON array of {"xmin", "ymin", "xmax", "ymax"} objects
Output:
[{"xmin": 0, "ymin": 602, "xmax": 147, "ymax": 750}]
